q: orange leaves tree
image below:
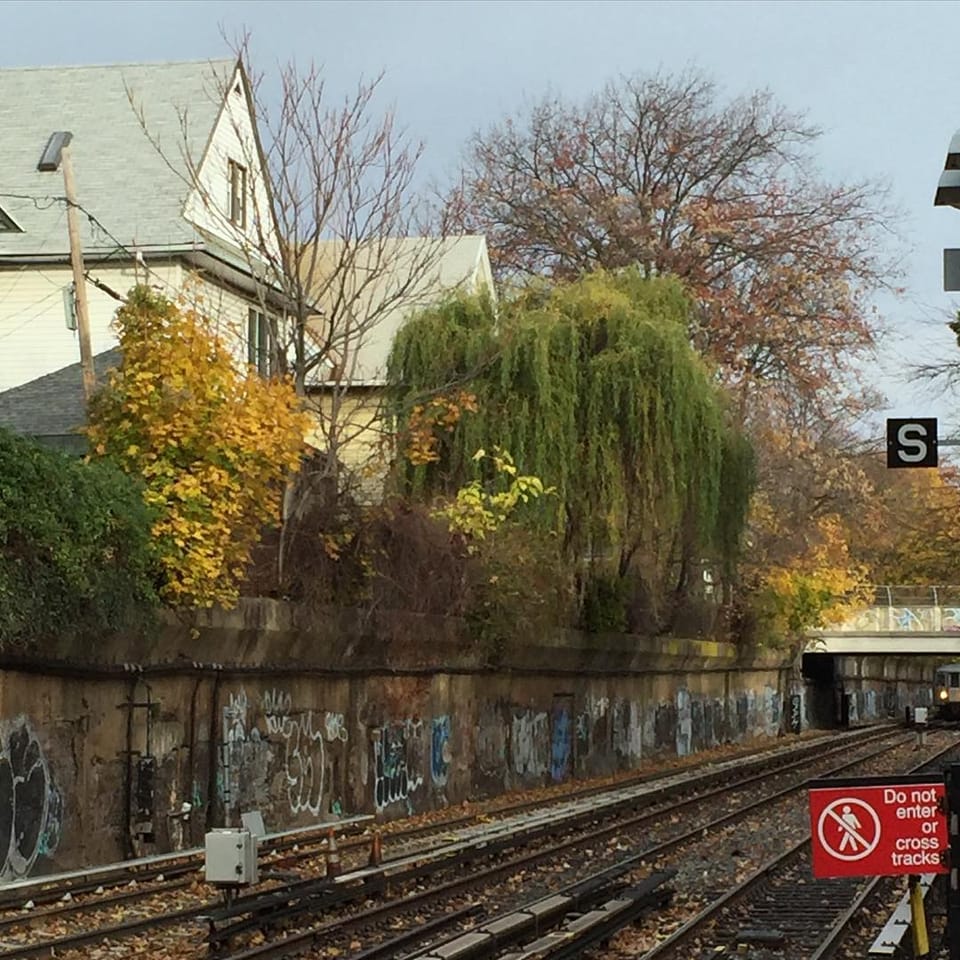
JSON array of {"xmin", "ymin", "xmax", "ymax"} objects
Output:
[
  {"xmin": 87, "ymin": 286, "xmax": 309, "ymax": 608},
  {"xmin": 447, "ymin": 71, "xmax": 896, "ymax": 415},
  {"xmin": 850, "ymin": 465, "xmax": 960, "ymax": 586}
]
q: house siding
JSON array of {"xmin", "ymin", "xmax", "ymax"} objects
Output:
[
  {"xmin": 182, "ymin": 65, "xmax": 280, "ymax": 266},
  {"xmin": 0, "ymin": 261, "xmax": 275, "ymax": 392},
  {"xmin": 0, "ymin": 261, "xmax": 184, "ymax": 391},
  {"xmin": 306, "ymin": 389, "xmax": 390, "ymax": 501}
]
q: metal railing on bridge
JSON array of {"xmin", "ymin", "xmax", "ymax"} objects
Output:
[{"xmin": 829, "ymin": 586, "xmax": 960, "ymax": 634}]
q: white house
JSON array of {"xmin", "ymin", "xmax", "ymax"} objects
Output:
[
  {"xmin": 300, "ymin": 235, "xmax": 495, "ymax": 497},
  {"xmin": 0, "ymin": 58, "xmax": 280, "ymax": 412}
]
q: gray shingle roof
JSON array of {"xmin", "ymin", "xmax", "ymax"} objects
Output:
[
  {"xmin": 0, "ymin": 60, "xmax": 234, "ymax": 260},
  {"xmin": 0, "ymin": 348, "xmax": 121, "ymax": 445}
]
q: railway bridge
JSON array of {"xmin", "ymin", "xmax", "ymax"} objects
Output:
[
  {"xmin": 808, "ymin": 586, "xmax": 960, "ymax": 656},
  {"xmin": 802, "ymin": 587, "xmax": 959, "ymax": 728}
]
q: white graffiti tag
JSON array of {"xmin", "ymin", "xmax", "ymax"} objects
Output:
[
  {"xmin": 511, "ymin": 710, "xmax": 549, "ymax": 777},
  {"xmin": 324, "ymin": 713, "xmax": 349, "ymax": 743},
  {"xmin": 281, "ymin": 712, "xmax": 326, "ymax": 817},
  {"xmin": 222, "ymin": 689, "xmax": 251, "ymax": 745},
  {"xmin": 262, "ymin": 689, "xmax": 292, "ymax": 736}
]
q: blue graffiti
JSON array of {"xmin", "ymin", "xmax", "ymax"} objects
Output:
[
  {"xmin": 431, "ymin": 716, "xmax": 451, "ymax": 787},
  {"xmin": 550, "ymin": 705, "xmax": 572, "ymax": 782},
  {"xmin": 894, "ymin": 607, "xmax": 923, "ymax": 630}
]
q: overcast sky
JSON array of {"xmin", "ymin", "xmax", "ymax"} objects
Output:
[{"xmin": 4, "ymin": 0, "xmax": 960, "ymax": 436}]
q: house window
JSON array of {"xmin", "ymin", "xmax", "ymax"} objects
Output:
[
  {"xmin": 248, "ymin": 309, "xmax": 272, "ymax": 376},
  {"xmin": 228, "ymin": 159, "xmax": 247, "ymax": 229}
]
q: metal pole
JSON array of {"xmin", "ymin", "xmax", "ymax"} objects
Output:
[{"xmin": 943, "ymin": 762, "xmax": 960, "ymax": 959}]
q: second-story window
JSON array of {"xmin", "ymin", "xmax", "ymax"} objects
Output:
[
  {"xmin": 248, "ymin": 308, "xmax": 272, "ymax": 377},
  {"xmin": 228, "ymin": 159, "xmax": 247, "ymax": 229}
]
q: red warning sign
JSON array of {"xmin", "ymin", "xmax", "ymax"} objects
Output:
[{"xmin": 809, "ymin": 776, "xmax": 948, "ymax": 878}]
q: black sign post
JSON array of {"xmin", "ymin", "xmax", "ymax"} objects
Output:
[
  {"xmin": 944, "ymin": 762, "xmax": 960, "ymax": 959},
  {"xmin": 887, "ymin": 418, "xmax": 939, "ymax": 469}
]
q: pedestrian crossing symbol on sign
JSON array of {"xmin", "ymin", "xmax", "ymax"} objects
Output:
[{"xmin": 817, "ymin": 797, "xmax": 881, "ymax": 861}]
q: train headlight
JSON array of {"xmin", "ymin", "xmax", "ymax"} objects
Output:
[{"xmin": 940, "ymin": 689, "xmax": 949, "ymax": 700}]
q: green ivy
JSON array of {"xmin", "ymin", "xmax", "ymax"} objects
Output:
[{"xmin": 0, "ymin": 428, "xmax": 159, "ymax": 648}]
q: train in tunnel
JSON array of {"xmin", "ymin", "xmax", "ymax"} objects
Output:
[{"xmin": 934, "ymin": 663, "xmax": 960, "ymax": 719}]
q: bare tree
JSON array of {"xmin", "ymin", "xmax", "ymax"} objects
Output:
[
  {"xmin": 131, "ymin": 42, "xmax": 456, "ymax": 508},
  {"xmin": 446, "ymin": 70, "xmax": 901, "ymax": 419}
]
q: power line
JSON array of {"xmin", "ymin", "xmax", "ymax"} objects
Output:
[{"xmin": 0, "ymin": 191, "xmax": 188, "ymax": 303}]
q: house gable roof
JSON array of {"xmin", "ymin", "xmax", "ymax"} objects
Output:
[
  {"xmin": 0, "ymin": 348, "xmax": 121, "ymax": 449},
  {"xmin": 304, "ymin": 235, "xmax": 494, "ymax": 384},
  {"xmin": 0, "ymin": 60, "xmax": 235, "ymax": 261}
]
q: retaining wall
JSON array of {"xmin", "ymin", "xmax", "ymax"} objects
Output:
[{"xmin": 0, "ymin": 601, "xmax": 932, "ymax": 881}]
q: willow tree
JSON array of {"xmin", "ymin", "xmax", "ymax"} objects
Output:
[{"xmin": 387, "ymin": 271, "xmax": 754, "ymax": 631}]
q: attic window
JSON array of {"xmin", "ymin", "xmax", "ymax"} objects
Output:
[
  {"xmin": 0, "ymin": 207, "xmax": 21, "ymax": 232},
  {"xmin": 228, "ymin": 159, "xmax": 247, "ymax": 229}
]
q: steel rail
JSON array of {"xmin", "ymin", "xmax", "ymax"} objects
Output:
[
  {"xmin": 0, "ymin": 726, "xmax": 905, "ymax": 960},
  {"xmin": 0, "ymin": 726, "xmax": 876, "ymax": 913},
  {"xmin": 204, "ymin": 732, "xmax": 918, "ymax": 960},
  {"xmin": 639, "ymin": 737, "xmax": 960, "ymax": 959}
]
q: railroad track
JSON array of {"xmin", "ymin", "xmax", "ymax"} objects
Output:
[
  {"xmin": 0, "ymin": 727, "xmax": 884, "ymax": 913},
  {"xmin": 634, "ymin": 737, "xmax": 960, "ymax": 960},
  {"xmin": 0, "ymin": 725, "xmax": 918, "ymax": 960},
  {"xmin": 193, "ymin": 728, "xmax": 925, "ymax": 960},
  {"xmin": 0, "ymin": 727, "xmax": 853, "ymax": 917}
]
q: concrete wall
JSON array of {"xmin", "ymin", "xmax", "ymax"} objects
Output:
[
  {"xmin": 836, "ymin": 655, "xmax": 936, "ymax": 724},
  {"xmin": 0, "ymin": 260, "xmax": 184, "ymax": 390},
  {"xmin": 0, "ymin": 600, "xmax": 928, "ymax": 882}
]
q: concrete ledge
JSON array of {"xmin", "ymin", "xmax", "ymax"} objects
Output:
[{"xmin": 21, "ymin": 599, "xmax": 791, "ymax": 675}]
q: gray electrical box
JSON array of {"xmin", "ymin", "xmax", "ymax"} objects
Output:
[{"xmin": 204, "ymin": 828, "xmax": 259, "ymax": 886}]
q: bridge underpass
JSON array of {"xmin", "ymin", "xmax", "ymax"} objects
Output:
[{"xmin": 802, "ymin": 587, "xmax": 957, "ymax": 728}]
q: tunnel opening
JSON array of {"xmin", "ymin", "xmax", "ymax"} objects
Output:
[{"xmin": 802, "ymin": 652, "xmax": 844, "ymax": 729}]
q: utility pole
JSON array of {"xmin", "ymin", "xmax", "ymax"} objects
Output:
[{"xmin": 60, "ymin": 144, "xmax": 95, "ymax": 402}]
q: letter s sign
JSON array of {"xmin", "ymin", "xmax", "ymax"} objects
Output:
[{"xmin": 887, "ymin": 418, "xmax": 938, "ymax": 468}]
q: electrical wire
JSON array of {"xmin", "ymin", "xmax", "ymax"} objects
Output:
[{"xmin": 0, "ymin": 191, "xmax": 193, "ymax": 304}]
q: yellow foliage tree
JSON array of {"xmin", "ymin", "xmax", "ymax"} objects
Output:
[
  {"xmin": 431, "ymin": 447, "xmax": 555, "ymax": 544},
  {"xmin": 86, "ymin": 286, "xmax": 310, "ymax": 608},
  {"xmin": 750, "ymin": 509, "xmax": 870, "ymax": 643},
  {"xmin": 850, "ymin": 466, "xmax": 960, "ymax": 585}
]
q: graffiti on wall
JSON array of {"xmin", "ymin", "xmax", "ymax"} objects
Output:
[
  {"xmin": 219, "ymin": 687, "xmax": 271, "ymax": 813},
  {"xmin": 550, "ymin": 698, "xmax": 572, "ymax": 782},
  {"xmin": 611, "ymin": 698, "xmax": 642, "ymax": 762},
  {"xmin": 373, "ymin": 720, "xmax": 424, "ymax": 813},
  {"xmin": 430, "ymin": 716, "xmax": 451, "ymax": 787},
  {"xmin": 223, "ymin": 689, "xmax": 255, "ymax": 745},
  {"xmin": 511, "ymin": 710, "xmax": 549, "ymax": 778},
  {"xmin": 325, "ymin": 713, "xmax": 349, "ymax": 743},
  {"xmin": 262, "ymin": 689, "xmax": 292, "ymax": 736},
  {"xmin": 0, "ymin": 718, "xmax": 62, "ymax": 880},
  {"xmin": 219, "ymin": 687, "xmax": 350, "ymax": 818},
  {"xmin": 476, "ymin": 702, "xmax": 507, "ymax": 782},
  {"xmin": 263, "ymin": 689, "xmax": 349, "ymax": 818},
  {"xmin": 676, "ymin": 689, "xmax": 692, "ymax": 757},
  {"xmin": 280, "ymin": 711, "xmax": 327, "ymax": 817}
]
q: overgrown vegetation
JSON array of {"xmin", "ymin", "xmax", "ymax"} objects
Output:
[
  {"xmin": 385, "ymin": 271, "xmax": 754, "ymax": 634},
  {"xmin": 0, "ymin": 428, "xmax": 158, "ymax": 648},
  {"xmin": 87, "ymin": 286, "xmax": 309, "ymax": 608}
]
